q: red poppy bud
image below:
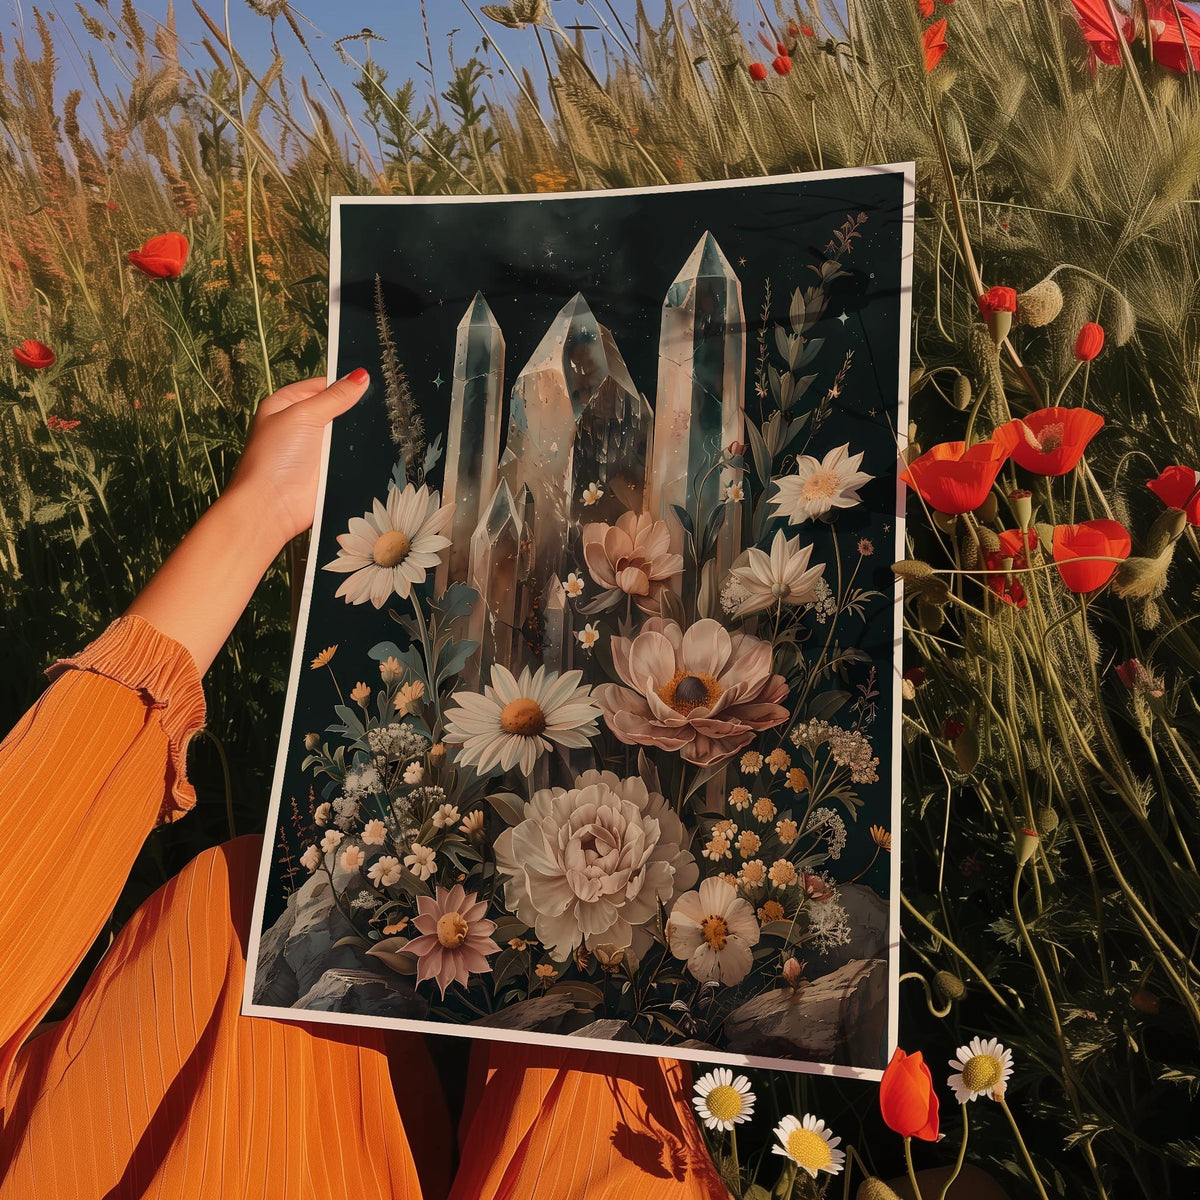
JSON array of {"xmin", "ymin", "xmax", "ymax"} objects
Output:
[
  {"xmin": 105, "ymin": 200, "xmax": 118, "ymax": 211},
  {"xmin": 1015, "ymin": 828, "xmax": 1039, "ymax": 866},
  {"xmin": 902, "ymin": 667, "xmax": 926, "ymax": 687},
  {"xmin": 942, "ymin": 719, "xmax": 965, "ymax": 740},
  {"xmin": 772, "ymin": 54, "xmax": 793, "ymax": 75},
  {"xmin": 1148, "ymin": 465, "xmax": 1200, "ymax": 525},
  {"xmin": 788, "ymin": 20, "xmax": 801, "ymax": 37},
  {"xmin": 127, "ymin": 231, "xmax": 189, "ymax": 279},
  {"xmin": 777, "ymin": 41, "xmax": 788, "ymax": 55},
  {"xmin": 1130, "ymin": 988, "xmax": 1159, "ymax": 1015},
  {"xmin": 923, "ymin": 18, "xmax": 948, "ymax": 72},
  {"xmin": 879, "ymin": 1048, "xmax": 940, "ymax": 1141},
  {"xmin": 12, "ymin": 339, "xmax": 55, "ymax": 370},
  {"xmin": 978, "ymin": 286, "xmax": 1019, "ymax": 316},
  {"xmin": 802, "ymin": 24, "xmax": 814, "ymax": 37},
  {"xmin": 1072, "ymin": 321, "xmax": 1104, "ymax": 362},
  {"xmin": 919, "ymin": 0, "xmax": 934, "ymax": 16},
  {"xmin": 748, "ymin": 61, "xmax": 768, "ymax": 81}
]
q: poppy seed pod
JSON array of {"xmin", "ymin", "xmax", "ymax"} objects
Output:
[
  {"xmin": 1036, "ymin": 805, "xmax": 1059, "ymax": 837},
  {"xmin": 954, "ymin": 726, "xmax": 980, "ymax": 773},
  {"xmin": 1009, "ymin": 489, "xmax": 1033, "ymax": 529},
  {"xmin": 1016, "ymin": 278, "xmax": 1064, "ymax": 327},
  {"xmin": 1015, "ymin": 828, "xmax": 1039, "ymax": 865},
  {"xmin": 978, "ymin": 286, "xmax": 1018, "ymax": 344},
  {"xmin": 952, "ymin": 374, "xmax": 972, "ymax": 410},
  {"xmin": 1074, "ymin": 322, "xmax": 1105, "ymax": 362},
  {"xmin": 857, "ymin": 1181, "xmax": 904, "ymax": 1200},
  {"xmin": 934, "ymin": 971, "xmax": 966, "ymax": 1003}
]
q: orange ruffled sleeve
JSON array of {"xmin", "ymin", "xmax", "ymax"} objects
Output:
[{"xmin": 0, "ymin": 615, "xmax": 206, "ymax": 1115}]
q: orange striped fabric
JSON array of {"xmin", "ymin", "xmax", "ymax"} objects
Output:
[{"xmin": 0, "ymin": 615, "xmax": 730, "ymax": 1199}]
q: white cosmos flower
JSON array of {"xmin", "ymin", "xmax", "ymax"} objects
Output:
[
  {"xmin": 771, "ymin": 1114, "xmax": 845, "ymax": 1177},
  {"xmin": 693, "ymin": 1068, "xmax": 756, "ymax": 1131},
  {"xmin": 728, "ymin": 529, "xmax": 826, "ymax": 617},
  {"xmin": 667, "ymin": 877, "xmax": 760, "ymax": 985},
  {"xmin": 300, "ymin": 844, "xmax": 321, "ymax": 872},
  {"xmin": 323, "ymin": 482, "xmax": 454, "ymax": 608},
  {"xmin": 770, "ymin": 444, "xmax": 873, "ymax": 524},
  {"xmin": 443, "ymin": 664, "xmax": 601, "ymax": 777},
  {"xmin": 405, "ymin": 843, "xmax": 437, "ymax": 881},
  {"xmin": 367, "ymin": 855, "xmax": 403, "ymax": 888},
  {"xmin": 947, "ymin": 1036, "xmax": 1015, "ymax": 1103}
]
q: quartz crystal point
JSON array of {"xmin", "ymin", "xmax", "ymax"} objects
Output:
[
  {"xmin": 464, "ymin": 479, "xmax": 522, "ymax": 689},
  {"xmin": 649, "ymin": 233, "xmax": 747, "ymax": 594},
  {"xmin": 438, "ymin": 292, "xmax": 505, "ymax": 593},
  {"xmin": 512, "ymin": 483, "xmax": 538, "ymax": 674},
  {"xmin": 534, "ymin": 573, "xmax": 571, "ymax": 792},
  {"xmin": 500, "ymin": 293, "xmax": 650, "ymax": 584}
]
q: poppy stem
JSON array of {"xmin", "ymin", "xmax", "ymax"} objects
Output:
[
  {"xmin": 935, "ymin": 1104, "xmax": 969, "ymax": 1200},
  {"xmin": 902, "ymin": 1136, "xmax": 925, "ymax": 1200},
  {"xmin": 999, "ymin": 1096, "xmax": 1051, "ymax": 1200}
]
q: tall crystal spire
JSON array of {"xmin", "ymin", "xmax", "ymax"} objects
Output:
[
  {"xmin": 648, "ymin": 233, "xmax": 747, "ymax": 593},
  {"xmin": 438, "ymin": 292, "xmax": 505, "ymax": 593},
  {"xmin": 464, "ymin": 480, "xmax": 522, "ymax": 689},
  {"xmin": 499, "ymin": 293, "xmax": 650, "ymax": 585}
]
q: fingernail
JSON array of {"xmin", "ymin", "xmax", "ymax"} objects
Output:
[{"xmin": 347, "ymin": 367, "xmax": 369, "ymax": 386}]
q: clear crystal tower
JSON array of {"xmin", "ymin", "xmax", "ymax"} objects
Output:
[
  {"xmin": 648, "ymin": 233, "xmax": 746, "ymax": 592},
  {"xmin": 438, "ymin": 292, "xmax": 505, "ymax": 593},
  {"xmin": 464, "ymin": 479, "xmax": 522, "ymax": 689}
]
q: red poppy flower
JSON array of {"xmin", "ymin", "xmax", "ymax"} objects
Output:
[
  {"xmin": 900, "ymin": 425, "xmax": 1019, "ymax": 515},
  {"xmin": 46, "ymin": 415, "xmax": 81, "ymax": 432},
  {"xmin": 1052, "ymin": 519, "xmax": 1131, "ymax": 593},
  {"xmin": 772, "ymin": 54, "xmax": 793, "ymax": 75},
  {"xmin": 1147, "ymin": 465, "xmax": 1200, "ymax": 523},
  {"xmin": 748, "ymin": 61, "xmax": 768, "ymax": 81},
  {"xmin": 1068, "ymin": 0, "xmax": 1133, "ymax": 66},
  {"xmin": 127, "ymin": 231, "xmax": 189, "ymax": 279},
  {"xmin": 12, "ymin": 339, "xmax": 55, "ymax": 370},
  {"xmin": 1147, "ymin": 2, "xmax": 1200, "ymax": 73},
  {"xmin": 978, "ymin": 286, "xmax": 1018, "ymax": 316},
  {"xmin": 942, "ymin": 719, "xmax": 965, "ymax": 740},
  {"xmin": 919, "ymin": 0, "xmax": 935, "ymax": 15},
  {"xmin": 903, "ymin": 667, "xmax": 926, "ymax": 687},
  {"xmin": 1074, "ymin": 322, "xmax": 1105, "ymax": 361},
  {"xmin": 983, "ymin": 528, "xmax": 1038, "ymax": 607},
  {"xmin": 923, "ymin": 18, "xmax": 948, "ymax": 71},
  {"xmin": 879, "ymin": 1047, "xmax": 940, "ymax": 1141},
  {"xmin": 1008, "ymin": 407, "xmax": 1105, "ymax": 476}
]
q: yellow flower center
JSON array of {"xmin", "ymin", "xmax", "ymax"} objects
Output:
[
  {"xmin": 799, "ymin": 467, "xmax": 842, "ymax": 501},
  {"xmin": 499, "ymin": 698, "xmax": 547, "ymax": 736},
  {"xmin": 700, "ymin": 914, "xmax": 729, "ymax": 951},
  {"xmin": 704, "ymin": 1085, "xmax": 743, "ymax": 1123},
  {"xmin": 436, "ymin": 911, "xmax": 469, "ymax": 948},
  {"xmin": 785, "ymin": 1128, "xmax": 832, "ymax": 1172},
  {"xmin": 962, "ymin": 1053, "xmax": 1003, "ymax": 1093},
  {"xmin": 660, "ymin": 670, "xmax": 722, "ymax": 715},
  {"xmin": 373, "ymin": 530, "xmax": 412, "ymax": 568}
]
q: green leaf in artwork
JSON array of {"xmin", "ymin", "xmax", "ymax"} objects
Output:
[
  {"xmin": 670, "ymin": 504, "xmax": 695, "ymax": 536},
  {"xmin": 806, "ymin": 690, "xmax": 851, "ymax": 722},
  {"xmin": 433, "ymin": 582, "xmax": 479, "ymax": 621},
  {"xmin": 436, "ymin": 639, "xmax": 479, "ymax": 684},
  {"xmin": 744, "ymin": 417, "xmax": 772, "ymax": 486}
]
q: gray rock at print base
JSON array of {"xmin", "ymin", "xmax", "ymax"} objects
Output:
[
  {"xmin": 723, "ymin": 958, "xmax": 888, "ymax": 1068},
  {"xmin": 253, "ymin": 867, "xmax": 376, "ymax": 1007},
  {"xmin": 472, "ymin": 993, "xmax": 599, "ymax": 1036},
  {"xmin": 569, "ymin": 1018, "xmax": 643, "ymax": 1043},
  {"xmin": 810, "ymin": 883, "xmax": 892, "ymax": 977},
  {"xmin": 293, "ymin": 968, "xmax": 429, "ymax": 1019}
]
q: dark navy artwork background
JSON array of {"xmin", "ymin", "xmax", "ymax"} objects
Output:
[{"xmin": 262, "ymin": 171, "xmax": 908, "ymax": 928}]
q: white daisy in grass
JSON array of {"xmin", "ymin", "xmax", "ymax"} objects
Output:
[
  {"xmin": 443, "ymin": 665, "xmax": 601, "ymax": 777},
  {"xmin": 771, "ymin": 1113, "xmax": 845, "ymax": 1178},
  {"xmin": 323, "ymin": 482, "xmax": 454, "ymax": 608},
  {"xmin": 693, "ymin": 1068, "xmax": 756, "ymax": 1131},
  {"xmin": 770, "ymin": 444, "xmax": 874, "ymax": 525},
  {"xmin": 727, "ymin": 529, "xmax": 826, "ymax": 617},
  {"xmin": 948, "ymin": 1036, "xmax": 1014, "ymax": 1103}
]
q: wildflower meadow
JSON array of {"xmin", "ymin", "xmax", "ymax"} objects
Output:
[{"xmin": 3, "ymin": 1, "xmax": 1200, "ymax": 1197}]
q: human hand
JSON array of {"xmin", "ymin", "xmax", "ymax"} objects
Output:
[{"xmin": 226, "ymin": 370, "xmax": 370, "ymax": 547}]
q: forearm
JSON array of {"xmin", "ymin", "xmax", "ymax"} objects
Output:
[{"xmin": 124, "ymin": 483, "xmax": 288, "ymax": 677}]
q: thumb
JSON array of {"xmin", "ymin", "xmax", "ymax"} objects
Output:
[{"xmin": 304, "ymin": 368, "xmax": 370, "ymax": 423}]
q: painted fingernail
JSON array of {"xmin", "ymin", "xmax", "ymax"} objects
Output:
[{"xmin": 347, "ymin": 367, "xmax": 370, "ymax": 386}]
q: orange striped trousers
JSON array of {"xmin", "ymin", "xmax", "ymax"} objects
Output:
[{"xmin": 0, "ymin": 616, "xmax": 729, "ymax": 1199}]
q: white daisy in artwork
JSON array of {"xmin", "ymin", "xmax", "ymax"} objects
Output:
[
  {"xmin": 770, "ymin": 444, "xmax": 874, "ymax": 524},
  {"xmin": 771, "ymin": 1113, "xmax": 846, "ymax": 1178},
  {"xmin": 727, "ymin": 529, "xmax": 826, "ymax": 617},
  {"xmin": 442, "ymin": 665, "xmax": 601, "ymax": 777},
  {"xmin": 323, "ymin": 482, "xmax": 455, "ymax": 608},
  {"xmin": 947, "ymin": 1036, "xmax": 1015, "ymax": 1103},
  {"xmin": 693, "ymin": 1069, "xmax": 756, "ymax": 1131}
]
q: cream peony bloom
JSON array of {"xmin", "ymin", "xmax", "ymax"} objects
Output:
[
  {"xmin": 770, "ymin": 444, "xmax": 873, "ymax": 524},
  {"xmin": 323, "ymin": 482, "xmax": 454, "ymax": 608},
  {"xmin": 494, "ymin": 770, "xmax": 698, "ymax": 961},
  {"xmin": 443, "ymin": 664, "xmax": 601, "ymax": 777},
  {"xmin": 667, "ymin": 877, "xmax": 760, "ymax": 985},
  {"xmin": 727, "ymin": 530, "xmax": 826, "ymax": 617}
]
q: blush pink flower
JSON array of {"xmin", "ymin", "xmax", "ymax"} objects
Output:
[
  {"xmin": 582, "ymin": 511, "xmax": 683, "ymax": 613},
  {"xmin": 595, "ymin": 618, "xmax": 789, "ymax": 767},
  {"xmin": 406, "ymin": 883, "xmax": 501, "ymax": 999}
]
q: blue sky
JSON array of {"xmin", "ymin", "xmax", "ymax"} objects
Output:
[{"xmin": 2, "ymin": 1, "xmax": 774, "ymax": 133}]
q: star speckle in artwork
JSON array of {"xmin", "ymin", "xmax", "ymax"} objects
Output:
[
  {"xmin": 738, "ymin": 256, "xmax": 747, "ymax": 266},
  {"xmin": 837, "ymin": 311, "xmax": 850, "ymax": 324},
  {"xmin": 545, "ymin": 246, "xmax": 555, "ymax": 259},
  {"xmin": 869, "ymin": 407, "xmax": 880, "ymax": 417},
  {"xmin": 432, "ymin": 373, "xmax": 445, "ymax": 389}
]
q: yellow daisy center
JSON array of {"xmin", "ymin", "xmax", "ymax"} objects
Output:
[
  {"xmin": 962, "ymin": 1053, "xmax": 1003, "ymax": 1093},
  {"xmin": 436, "ymin": 911, "xmax": 469, "ymax": 948},
  {"xmin": 500, "ymin": 698, "xmax": 547, "ymax": 736},
  {"xmin": 659, "ymin": 670, "xmax": 722, "ymax": 715},
  {"xmin": 704, "ymin": 1085, "xmax": 743, "ymax": 1123},
  {"xmin": 373, "ymin": 530, "xmax": 412, "ymax": 568},
  {"xmin": 799, "ymin": 467, "xmax": 842, "ymax": 501},
  {"xmin": 786, "ymin": 1128, "xmax": 832, "ymax": 1172},
  {"xmin": 700, "ymin": 914, "xmax": 729, "ymax": 951}
]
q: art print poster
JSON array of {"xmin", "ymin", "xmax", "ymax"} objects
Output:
[{"xmin": 245, "ymin": 165, "xmax": 913, "ymax": 1079}]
